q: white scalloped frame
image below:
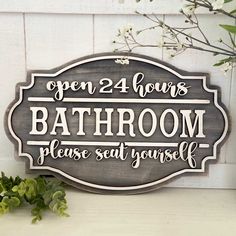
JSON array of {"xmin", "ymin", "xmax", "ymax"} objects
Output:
[{"xmin": 6, "ymin": 53, "xmax": 229, "ymax": 193}]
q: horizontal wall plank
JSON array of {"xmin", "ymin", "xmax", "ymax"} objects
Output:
[
  {"xmin": 25, "ymin": 14, "xmax": 93, "ymax": 70},
  {"xmin": 0, "ymin": 0, "xmax": 234, "ymax": 14},
  {"xmin": 166, "ymin": 163, "xmax": 236, "ymax": 189},
  {"xmin": 1, "ymin": 159, "xmax": 236, "ymax": 189},
  {"xmin": 0, "ymin": 13, "xmax": 26, "ymax": 161},
  {"xmin": 94, "ymin": 14, "xmax": 163, "ymax": 58}
]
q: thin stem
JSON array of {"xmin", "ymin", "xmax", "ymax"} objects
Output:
[
  {"xmin": 229, "ymin": 32, "xmax": 236, "ymax": 48},
  {"xmin": 124, "ymin": 36, "xmax": 132, "ymax": 52},
  {"xmin": 220, "ymin": 40, "xmax": 235, "ymax": 51},
  {"xmin": 121, "ymin": 32, "xmax": 234, "ymax": 56},
  {"xmin": 134, "ymin": 33, "xmax": 164, "ymax": 48},
  {"xmin": 130, "ymin": 39, "xmax": 233, "ymax": 56},
  {"xmin": 192, "ymin": 13, "xmax": 210, "ymax": 44},
  {"xmin": 142, "ymin": 14, "xmax": 234, "ymax": 55},
  {"xmin": 115, "ymin": 2, "xmax": 236, "ymax": 61},
  {"xmin": 189, "ymin": 45, "xmax": 234, "ymax": 56},
  {"xmin": 174, "ymin": 26, "xmax": 198, "ymax": 30},
  {"xmin": 141, "ymin": 13, "xmax": 160, "ymax": 24},
  {"xmin": 186, "ymin": 0, "xmax": 236, "ymax": 19},
  {"xmin": 199, "ymin": 0, "xmax": 211, "ymax": 7},
  {"xmin": 137, "ymin": 25, "xmax": 159, "ymax": 34},
  {"xmin": 171, "ymin": 26, "xmax": 236, "ymax": 55}
]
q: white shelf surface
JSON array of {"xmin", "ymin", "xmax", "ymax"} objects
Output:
[{"xmin": 1, "ymin": 188, "xmax": 236, "ymax": 236}]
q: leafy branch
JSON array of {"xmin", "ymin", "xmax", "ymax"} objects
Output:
[
  {"xmin": 113, "ymin": 0, "xmax": 236, "ymax": 73},
  {"xmin": 0, "ymin": 172, "xmax": 69, "ymax": 223}
]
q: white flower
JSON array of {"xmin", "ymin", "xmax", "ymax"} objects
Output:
[
  {"xmin": 220, "ymin": 62, "xmax": 233, "ymax": 75},
  {"xmin": 115, "ymin": 57, "xmax": 130, "ymax": 65},
  {"xmin": 182, "ymin": 4, "xmax": 196, "ymax": 16},
  {"xmin": 166, "ymin": 48, "xmax": 177, "ymax": 58},
  {"xmin": 118, "ymin": 24, "xmax": 133, "ymax": 37},
  {"xmin": 162, "ymin": 25, "xmax": 176, "ymax": 40},
  {"xmin": 211, "ymin": 0, "xmax": 224, "ymax": 10},
  {"xmin": 162, "ymin": 25, "xmax": 170, "ymax": 34},
  {"xmin": 166, "ymin": 43, "xmax": 186, "ymax": 58},
  {"xmin": 176, "ymin": 42, "xmax": 184, "ymax": 51}
]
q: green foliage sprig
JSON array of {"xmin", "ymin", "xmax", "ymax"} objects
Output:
[{"xmin": 0, "ymin": 172, "xmax": 69, "ymax": 223}]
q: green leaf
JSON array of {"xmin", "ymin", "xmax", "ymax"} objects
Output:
[
  {"xmin": 228, "ymin": 32, "xmax": 236, "ymax": 47},
  {"xmin": 35, "ymin": 177, "xmax": 46, "ymax": 193},
  {"xmin": 1, "ymin": 196, "xmax": 20, "ymax": 212},
  {"xmin": 0, "ymin": 183, "xmax": 4, "ymax": 194},
  {"xmin": 53, "ymin": 191, "xmax": 65, "ymax": 200},
  {"xmin": 16, "ymin": 182, "xmax": 26, "ymax": 197},
  {"xmin": 10, "ymin": 197, "xmax": 21, "ymax": 208},
  {"xmin": 230, "ymin": 9, "xmax": 236, "ymax": 14},
  {"xmin": 214, "ymin": 61, "xmax": 224, "ymax": 66},
  {"xmin": 2, "ymin": 196, "xmax": 21, "ymax": 210},
  {"xmin": 0, "ymin": 173, "xmax": 68, "ymax": 223},
  {"xmin": 213, "ymin": 57, "xmax": 233, "ymax": 66},
  {"xmin": 31, "ymin": 207, "xmax": 42, "ymax": 224},
  {"xmin": 12, "ymin": 185, "xmax": 18, "ymax": 192},
  {"xmin": 0, "ymin": 202, "xmax": 9, "ymax": 215},
  {"xmin": 220, "ymin": 24, "xmax": 236, "ymax": 34},
  {"xmin": 224, "ymin": 0, "xmax": 233, "ymax": 3}
]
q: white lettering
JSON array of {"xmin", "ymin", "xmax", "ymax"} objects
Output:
[
  {"xmin": 30, "ymin": 107, "xmax": 48, "ymax": 135},
  {"xmin": 50, "ymin": 108, "xmax": 70, "ymax": 135},
  {"xmin": 180, "ymin": 110, "xmax": 205, "ymax": 138}
]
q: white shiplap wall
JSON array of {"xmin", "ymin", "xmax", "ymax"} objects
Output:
[{"xmin": 0, "ymin": 0, "xmax": 235, "ymax": 188}]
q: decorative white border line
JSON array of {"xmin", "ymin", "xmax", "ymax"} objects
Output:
[
  {"xmin": 27, "ymin": 141, "xmax": 210, "ymax": 148},
  {"xmin": 7, "ymin": 54, "xmax": 229, "ymax": 191},
  {"xmin": 28, "ymin": 97, "xmax": 211, "ymax": 104}
]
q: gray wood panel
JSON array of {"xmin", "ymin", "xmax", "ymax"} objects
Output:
[{"xmin": 6, "ymin": 53, "xmax": 229, "ymax": 193}]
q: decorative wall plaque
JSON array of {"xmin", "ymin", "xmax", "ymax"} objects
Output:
[{"xmin": 6, "ymin": 53, "xmax": 229, "ymax": 194}]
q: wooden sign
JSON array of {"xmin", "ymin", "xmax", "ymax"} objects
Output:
[{"xmin": 6, "ymin": 53, "xmax": 229, "ymax": 194}]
